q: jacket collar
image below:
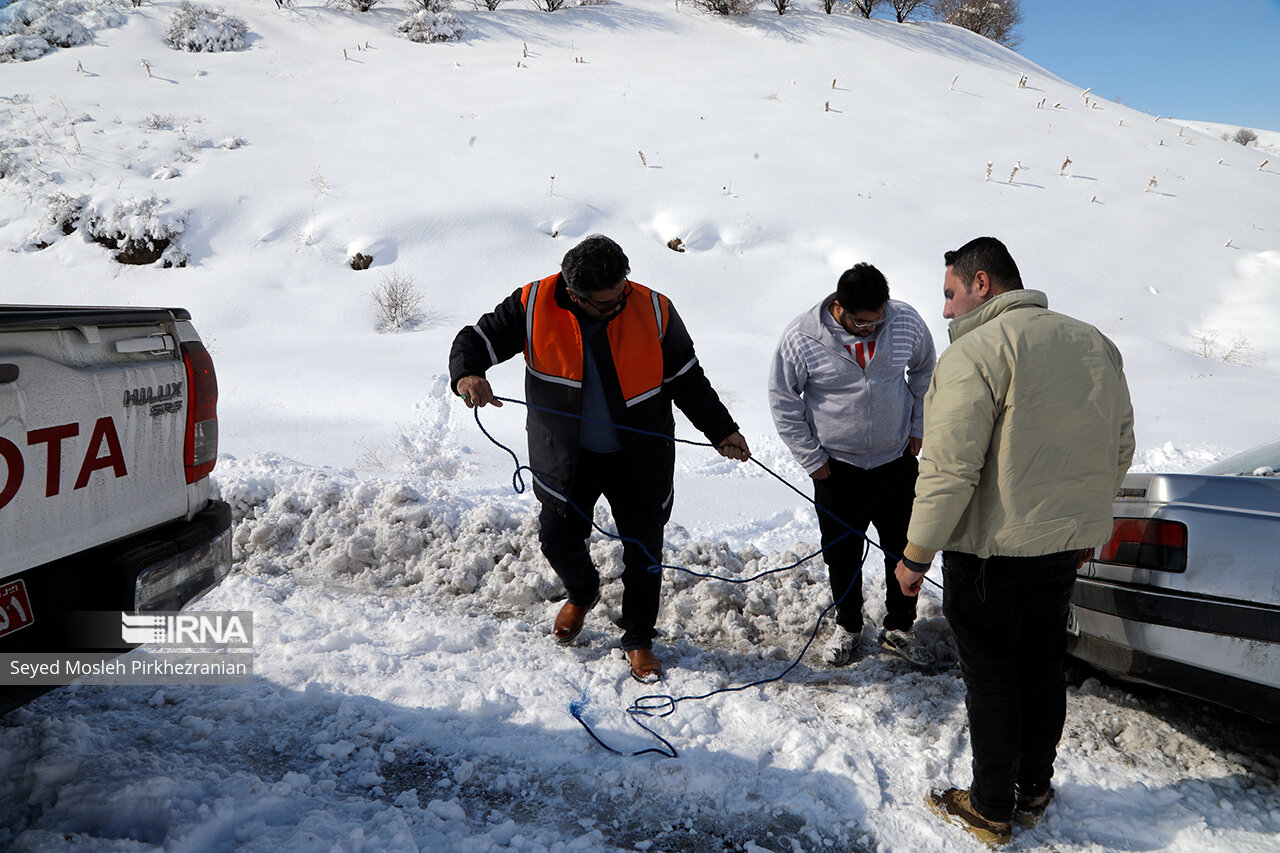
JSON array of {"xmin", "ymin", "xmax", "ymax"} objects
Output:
[
  {"xmin": 804, "ymin": 293, "xmax": 898, "ymax": 341},
  {"xmin": 948, "ymin": 289, "xmax": 1048, "ymax": 343}
]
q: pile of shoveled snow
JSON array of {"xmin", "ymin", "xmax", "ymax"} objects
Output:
[{"xmin": 214, "ymin": 454, "xmax": 955, "ymax": 667}]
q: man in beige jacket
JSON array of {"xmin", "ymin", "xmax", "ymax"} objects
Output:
[{"xmin": 895, "ymin": 237, "xmax": 1135, "ymax": 846}]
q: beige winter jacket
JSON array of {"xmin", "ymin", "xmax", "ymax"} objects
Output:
[{"xmin": 903, "ymin": 290, "xmax": 1135, "ymax": 563}]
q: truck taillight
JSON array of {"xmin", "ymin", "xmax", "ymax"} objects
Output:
[
  {"xmin": 181, "ymin": 341, "xmax": 218, "ymax": 483},
  {"xmin": 1097, "ymin": 517, "xmax": 1188, "ymax": 573}
]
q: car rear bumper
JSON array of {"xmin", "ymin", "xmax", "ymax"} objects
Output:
[
  {"xmin": 1068, "ymin": 579, "xmax": 1280, "ymax": 723},
  {"xmin": 1, "ymin": 500, "xmax": 233, "ymax": 715}
]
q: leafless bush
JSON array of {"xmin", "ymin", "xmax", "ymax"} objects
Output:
[
  {"xmin": 1232, "ymin": 128, "xmax": 1258, "ymax": 147},
  {"xmin": 531, "ymin": 0, "xmax": 568, "ymax": 10},
  {"xmin": 372, "ymin": 269, "xmax": 425, "ymax": 332},
  {"xmin": 470, "ymin": 0, "xmax": 509, "ymax": 8},
  {"xmin": 1193, "ymin": 329, "xmax": 1255, "ymax": 366},
  {"xmin": 846, "ymin": 0, "xmax": 880, "ymax": 17},
  {"xmin": 326, "ymin": 0, "xmax": 379, "ymax": 11},
  {"xmin": 687, "ymin": 0, "xmax": 756, "ymax": 15},
  {"xmin": 933, "ymin": 0, "xmax": 1022, "ymax": 47},
  {"xmin": 767, "ymin": 0, "xmax": 793, "ymax": 13}
]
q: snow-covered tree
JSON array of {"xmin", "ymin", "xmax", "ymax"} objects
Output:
[{"xmin": 397, "ymin": 0, "xmax": 463, "ymax": 42}]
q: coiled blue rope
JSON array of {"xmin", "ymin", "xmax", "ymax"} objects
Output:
[{"xmin": 470, "ymin": 394, "xmax": 936, "ymax": 758}]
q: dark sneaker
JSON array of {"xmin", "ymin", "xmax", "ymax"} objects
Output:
[
  {"xmin": 877, "ymin": 628, "xmax": 936, "ymax": 666},
  {"xmin": 927, "ymin": 787, "xmax": 1013, "ymax": 847},
  {"xmin": 1014, "ymin": 787, "xmax": 1054, "ymax": 828}
]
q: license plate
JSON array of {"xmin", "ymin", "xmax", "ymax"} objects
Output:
[{"xmin": 0, "ymin": 579, "xmax": 35, "ymax": 638}]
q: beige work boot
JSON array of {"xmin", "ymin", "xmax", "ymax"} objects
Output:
[{"xmin": 927, "ymin": 787, "xmax": 1013, "ymax": 847}]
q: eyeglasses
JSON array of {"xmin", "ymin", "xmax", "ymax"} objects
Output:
[
  {"xmin": 572, "ymin": 281, "xmax": 632, "ymax": 313},
  {"xmin": 842, "ymin": 308, "xmax": 885, "ymax": 330}
]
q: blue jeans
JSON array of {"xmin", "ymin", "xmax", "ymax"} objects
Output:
[
  {"xmin": 539, "ymin": 451, "xmax": 665, "ymax": 652},
  {"xmin": 942, "ymin": 549, "xmax": 1079, "ymax": 822}
]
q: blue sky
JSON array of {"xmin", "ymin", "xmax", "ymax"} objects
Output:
[{"xmin": 1015, "ymin": 0, "xmax": 1280, "ymax": 131}]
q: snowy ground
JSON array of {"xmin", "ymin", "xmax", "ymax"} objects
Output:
[
  {"xmin": 3, "ymin": 458, "xmax": 1280, "ymax": 852},
  {"xmin": 2, "ymin": 0, "xmax": 1280, "ymax": 850}
]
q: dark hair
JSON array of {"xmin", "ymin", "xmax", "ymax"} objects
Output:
[
  {"xmin": 834, "ymin": 263, "xmax": 890, "ymax": 313},
  {"xmin": 560, "ymin": 234, "xmax": 630, "ymax": 294},
  {"xmin": 943, "ymin": 236, "xmax": 1023, "ymax": 291}
]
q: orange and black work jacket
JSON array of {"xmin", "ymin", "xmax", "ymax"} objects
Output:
[{"xmin": 449, "ymin": 273, "xmax": 739, "ymax": 517}]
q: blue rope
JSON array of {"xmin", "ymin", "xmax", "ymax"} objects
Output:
[{"xmin": 470, "ymin": 395, "xmax": 931, "ymax": 758}]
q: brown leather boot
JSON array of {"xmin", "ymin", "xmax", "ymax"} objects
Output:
[
  {"xmin": 626, "ymin": 648, "xmax": 663, "ymax": 683},
  {"xmin": 552, "ymin": 594, "xmax": 598, "ymax": 645}
]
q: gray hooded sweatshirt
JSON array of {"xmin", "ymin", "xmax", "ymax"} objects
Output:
[{"xmin": 769, "ymin": 295, "xmax": 936, "ymax": 474}]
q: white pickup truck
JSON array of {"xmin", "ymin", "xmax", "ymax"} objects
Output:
[{"xmin": 1, "ymin": 305, "xmax": 232, "ymax": 713}]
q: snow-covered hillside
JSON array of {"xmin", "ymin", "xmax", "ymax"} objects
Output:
[{"xmin": 2, "ymin": 0, "xmax": 1279, "ymax": 850}]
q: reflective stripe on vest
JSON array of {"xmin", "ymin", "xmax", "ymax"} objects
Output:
[{"xmin": 521, "ymin": 274, "xmax": 668, "ymax": 406}]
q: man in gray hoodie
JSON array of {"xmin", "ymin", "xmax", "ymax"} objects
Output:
[{"xmin": 769, "ymin": 263, "xmax": 937, "ymax": 666}]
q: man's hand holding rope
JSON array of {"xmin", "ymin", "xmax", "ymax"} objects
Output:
[
  {"xmin": 716, "ymin": 432, "xmax": 751, "ymax": 461},
  {"xmin": 457, "ymin": 375, "xmax": 500, "ymax": 408}
]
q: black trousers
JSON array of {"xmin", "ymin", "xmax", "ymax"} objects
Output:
[
  {"xmin": 942, "ymin": 549, "xmax": 1079, "ymax": 822},
  {"xmin": 538, "ymin": 451, "xmax": 665, "ymax": 652},
  {"xmin": 812, "ymin": 453, "xmax": 920, "ymax": 633}
]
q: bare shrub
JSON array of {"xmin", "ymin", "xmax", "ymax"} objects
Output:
[
  {"xmin": 688, "ymin": 0, "xmax": 756, "ymax": 14},
  {"xmin": 373, "ymin": 269, "xmax": 426, "ymax": 332},
  {"xmin": 846, "ymin": 0, "xmax": 880, "ymax": 16},
  {"xmin": 326, "ymin": 0, "xmax": 379, "ymax": 11},
  {"xmin": 1193, "ymin": 329, "xmax": 1255, "ymax": 367},
  {"xmin": 1232, "ymin": 128, "xmax": 1258, "ymax": 147},
  {"xmin": 767, "ymin": 0, "xmax": 793, "ymax": 13},
  {"xmin": 531, "ymin": 0, "xmax": 568, "ymax": 10},
  {"xmin": 933, "ymin": 0, "xmax": 1022, "ymax": 47}
]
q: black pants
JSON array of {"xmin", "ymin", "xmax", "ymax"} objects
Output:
[
  {"xmin": 942, "ymin": 549, "xmax": 1079, "ymax": 822},
  {"xmin": 538, "ymin": 451, "xmax": 665, "ymax": 652},
  {"xmin": 812, "ymin": 453, "xmax": 919, "ymax": 633}
]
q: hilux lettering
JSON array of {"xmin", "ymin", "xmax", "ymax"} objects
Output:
[
  {"xmin": 123, "ymin": 382, "xmax": 183, "ymax": 409},
  {"xmin": 0, "ymin": 417, "xmax": 129, "ymax": 510}
]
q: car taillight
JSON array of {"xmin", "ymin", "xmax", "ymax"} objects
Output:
[
  {"xmin": 181, "ymin": 341, "xmax": 218, "ymax": 483},
  {"xmin": 1097, "ymin": 517, "xmax": 1188, "ymax": 573}
]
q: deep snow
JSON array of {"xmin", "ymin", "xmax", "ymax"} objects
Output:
[{"xmin": 2, "ymin": 0, "xmax": 1279, "ymax": 850}]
